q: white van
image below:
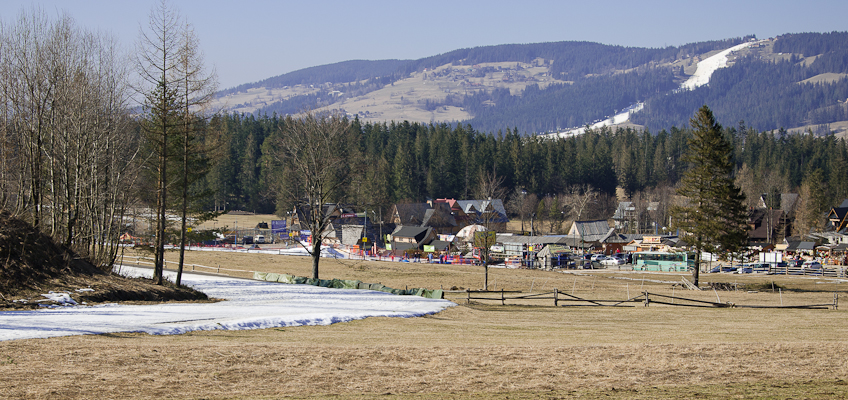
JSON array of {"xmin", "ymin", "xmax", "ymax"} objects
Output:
[{"xmin": 255, "ymin": 235, "xmax": 265, "ymax": 244}]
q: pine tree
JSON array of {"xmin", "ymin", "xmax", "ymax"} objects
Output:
[{"xmin": 672, "ymin": 106, "xmax": 748, "ymax": 287}]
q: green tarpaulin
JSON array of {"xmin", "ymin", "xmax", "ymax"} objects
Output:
[{"xmin": 253, "ymin": 272, "xmax": 442, "ymax": 299}]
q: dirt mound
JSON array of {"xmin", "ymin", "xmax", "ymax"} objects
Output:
[{"xmin": 0, "ymin": 210, "xmax": 208, "ymax": 309}]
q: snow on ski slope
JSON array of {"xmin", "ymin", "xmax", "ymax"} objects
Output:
[
  {"xmin": 0, "ymin": 266, "xmax": 455, "ymax": 341},
  {"xmin": 548, "ymin": 40, "xmax": 762, "ymax": 138},
  {"xmin": 681, "ymin": 40, "xmax": 760, "ymax": 90}
]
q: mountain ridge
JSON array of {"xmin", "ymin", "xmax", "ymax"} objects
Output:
[{"xmin": 210, "ymin": 32, "xmax": 848, "ymax": 136}]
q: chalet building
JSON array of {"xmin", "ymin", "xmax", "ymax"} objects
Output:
[
  {"xmin": 388, "ymin": 202, "xmax": 459, "ymax": 235},
  {"xmin": 612, "ymin": 202, "xmax": 636, "ymax": 231},
  {"xmin": 745, "ymin": 192, "xmax": 798, "ymax": 245},
  {"xmin": 388, "ymin": 198, "xmax": 510, "ymax": 234},
  {"xmin": 624, "ymin": 235, "xmax": 682, "ymax": 253},
  {"xmin": 748, "ymin": 208, "xmax": 789, "ymax": 245},
  {"xmin": 568, "ymin": 220, "xmax": 615, "ymax": 243},
  {"xmin": 389, "ymin": 226, "xmax": 437, "ymax": 253},
  {"xmin": 827, "ymin": 199, "xmax": 848, "ymax": 233},
  {"xmin": 453, "ymin": 199, "xmax": 509, "ymax": 232}
]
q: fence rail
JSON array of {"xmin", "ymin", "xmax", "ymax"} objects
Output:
[
  {"xmin": 768, "ymin": 266, "xmax": 847, "ymax": 278},
  {"xmin": 121, "ymin": 256, "xmax": 251, "ymax": 276},
  {"xmin": 465, "ymin": 289, "xmax": 838, "ymax": 310}
]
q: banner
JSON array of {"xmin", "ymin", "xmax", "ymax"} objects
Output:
[
  {"xmin": 271, "ymin": 220, "xmax": 287, "ymax": 234},
  {"xmin": 423, "ymin": 245, "xmax": 435, "ymax": 252}
]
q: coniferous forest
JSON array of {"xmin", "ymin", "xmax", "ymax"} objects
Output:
[{"xmin": 199, "ymin": 112, "xmax": 848, "ymax": 232}]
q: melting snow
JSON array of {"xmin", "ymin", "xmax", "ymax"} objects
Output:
[{"xmin": 0, "ymin": 266, "xmax": 455, "ymax": 341}]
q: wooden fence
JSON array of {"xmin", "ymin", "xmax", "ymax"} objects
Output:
[
  {"xmin": 120, "ymin": 256, "xmax": 251, "ymax": 276},
  {"xmin": 768, "ymin": 265, "xmax": 847, "ymax": 278},
  {"xmin": 465, "ymin": 289, "xmax": 838, "ymax": 310}
]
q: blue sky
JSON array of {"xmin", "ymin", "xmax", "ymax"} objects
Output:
[{"xmin": 3, "ymin": 0, "xmax": 847, "ymax": 90}]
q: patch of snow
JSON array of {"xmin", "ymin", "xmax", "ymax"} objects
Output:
[
  {"xmin": 0, "ymin": 266, "xmax": 455, "ymax": 341},
  {"xmin": 41, "ymin": 291, "xmax": 77, "ymax": 306},
  {"xmin": 551, "ymin": 103, "xmax": 644, "ymax": 139}
]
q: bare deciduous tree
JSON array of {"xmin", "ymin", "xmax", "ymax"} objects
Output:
[
  {"xmin": 0, "ymin": 8, "xmax": 139, "ymax": 268},
  {"xmin": 561, "ymin": 184, "xmax": 599, "ymax": 222},
  {"xmin": 271, "ymin": 110, "xmax": 352, "ymax": 280}
]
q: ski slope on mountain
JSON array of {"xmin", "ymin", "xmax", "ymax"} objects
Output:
[{"xmin": 549, "ymin": 40, "xmax": 762, "ymax": 138}]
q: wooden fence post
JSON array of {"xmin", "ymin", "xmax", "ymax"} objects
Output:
[
  {"xmin": 501, "ymin": 288, "xmax": 505, "ymax": 306},
  {"xmin": 466, "ymin": 288, "xmax": 470, "ymax": 304},
  {"xmin": 644, "ymin": 291, "xmax": 650, "ymax": 307},
  {"xmin": 554, "ymin": 288, "xmax": 558, "ymax": 307}
]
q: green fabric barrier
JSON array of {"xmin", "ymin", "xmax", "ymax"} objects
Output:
[
  {"xmin": 265, "ymin": 272, "xmax": 280, "ymax": 282},
  {"xmin": 254, "ymin": 271, "xmax": 441, "ymax": 299},
  {"xmin": 341, "ymin": 279, "xmax": 361, "ymax": 289}
]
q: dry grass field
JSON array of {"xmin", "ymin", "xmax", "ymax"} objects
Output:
[
  {"xmin": 3, "ymin": 248, "xmax": 848, "ymax": 399},
  {"xmin": 194, "ymin": 212, "xmax": 280, "ymax": 232}
]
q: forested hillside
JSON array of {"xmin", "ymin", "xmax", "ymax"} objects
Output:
[
  {"xmin": 632, "ymin": 32, "xmax": 848, "ymax": 132},
  {"xmin": 219, "ymin": 59, "xmax": 409, "ymax": 96},
  {"xmin": 198, "ymin": 112, "xmax": 848, "ymax": 236}
]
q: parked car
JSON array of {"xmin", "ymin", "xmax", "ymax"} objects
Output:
[
  {"xmin": 241, "ymin": 235, "xmax": 253, "ymax": 245},
  {"xmin": 746, "ymin": 263, "xmax": 770, "ymax": 273},
  {"xmin": 590, "ymin": 254, "xmax": 606, "ymax": 261},
  {"xmin": 802, "ymin": 260, "xmax": 823, "ymax": 270},
  {"xmin": 255, "ymin": 235, "xmax": 265, "ymax": 244},
  {"xmin": 600, "ymin": 257, "xmax": 625, "ymax": 266},
  {"xmin": 709, "ymin": 264, "xmax": 737, "ymax": 273}
]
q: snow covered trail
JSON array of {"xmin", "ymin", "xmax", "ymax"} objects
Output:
[
  {"xmin": 681, "ymin": 41, "xmax": 761, "ymax": 90},
  {"xmin": 0, "ymin": 266, "xmax": 455, "ymax": 341}
]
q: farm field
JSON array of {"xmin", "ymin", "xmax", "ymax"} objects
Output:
[{"xmin": 2, "ymin": 249, "xmax": 847, "ymax": 399}]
